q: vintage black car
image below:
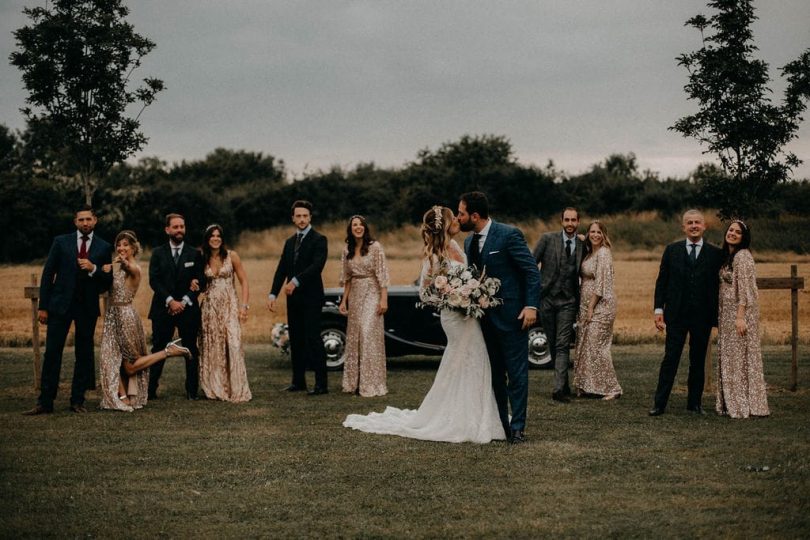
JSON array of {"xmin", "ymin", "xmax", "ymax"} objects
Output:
[{"xmin": 320, "ymin": 284, "xmax": 551, "ymax": 371}]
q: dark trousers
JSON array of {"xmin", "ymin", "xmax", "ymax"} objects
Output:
[
  {"xmin": 539, "ymin": 299, "xmax": 577, "ymax": 394},
  {"xmin": 149, "ymin": 310, "xmax": 201, "ymax": 398},
  {"xmin": 653, "ymin": 319, "xmax": 712, "ymax": 410},
  {"xmin": 482, "ymin": 318, "xmax": 529, "ymax": 434},
  {"xmin": 287, "ymin": 298, "xmax": 327, "ymax": 389},
  {"xmin": 38, "ymin": 309, "xmax": 98, "ymax": 409}
]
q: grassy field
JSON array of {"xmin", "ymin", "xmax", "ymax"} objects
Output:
[{"xmin": 0, "ymin": 345, "xmax": 808, "ymax": 537}]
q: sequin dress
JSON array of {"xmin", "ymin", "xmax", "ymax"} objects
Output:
[
  {"xmin": 573, "ymin": 246, "xmax": 621, "ymax": 397},
  {"xmin": 340, "ymin": 241, "xmax": 390, "ymax": 397},
  {"xmin": 198, "ymin": 254, "xmax": 252, "ymax": 402},
  {"xmin": 99, "ymin": 268, "xmax": 149, "ymax": 411},
  {"xmin": 716, "ymin": 249, "xmax": 769, "ymax": 418}
]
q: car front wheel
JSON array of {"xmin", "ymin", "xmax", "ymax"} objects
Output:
[
  {"xmin": 528, "ymin": 327, "xmax": 552, "ymax": 368},
  {"xmin": 321, "ymin": 321, "xmax": 347, "ymax": 371}
]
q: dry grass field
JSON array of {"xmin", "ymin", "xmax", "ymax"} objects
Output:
[{"xmin": 2, "ymin": 221, "xmax": 808, "ymax": 347}]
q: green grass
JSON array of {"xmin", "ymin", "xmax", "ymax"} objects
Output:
[{"xmin": 1, "ymin": 345, "xmax": 808, "ymax": 538}]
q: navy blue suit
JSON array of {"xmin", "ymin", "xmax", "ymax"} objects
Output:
[
  {"xmin": 465, "ymin": 221, "xmax": 541, "ymax": 434},
  {"xmin": 37, "ymin": 232, "xmax": 113, "ymax": 409}
]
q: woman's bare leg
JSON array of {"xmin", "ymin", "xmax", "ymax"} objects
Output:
[{"xmin": 124, "ymin": 344, "xmax": 189, "ymax": 376}]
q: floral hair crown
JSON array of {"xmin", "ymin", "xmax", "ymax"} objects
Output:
[
  {"xmin": 432, "ymin": 205, "xmax": 443, "ymax": 230},
  {"xmin": 205, "ymin": 223, "xmax": 222, "ymax": 233},
  {"xmin": 732, "ymin": 219, "xmax": 748, "ymax": 230}
]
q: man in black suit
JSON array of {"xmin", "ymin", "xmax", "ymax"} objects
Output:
[
  {"xmin": 267, "ymin": 200, "xmax": 328, "ymax": 395},
  {"xmin": 649, "ymin": 209, "xmax": 723, "ymax": 416},
  {"xmin": 532, "ymin": 207, "xmax": 584, "ymax": 403},
  {"xmin": 24, "ymin": 205, "xmax": 113, "ymax": 415},
  {"xmin": 147, "ymin": 213, "xmax": 204, "ymax": 400}
]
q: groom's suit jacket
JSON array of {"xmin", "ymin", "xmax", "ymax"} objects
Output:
[
  {"xmin": 464, "ymin": 221, "xmax": 541, "ymax": 332},
  {"xmin": 271, "ymin": 228, "xmax": 328, "ymax": 305},
  {"xmin": 148, "ymin": 243, "xmax": 204, "ymax": 320}
]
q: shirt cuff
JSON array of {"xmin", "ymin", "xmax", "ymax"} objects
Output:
[
  {"xmin": 291, "ymin": 277, "xmax": 300, "ymax": 288},
  {"xmin": 268, "ymin": 294, "xmax": 277, "ymax": 302},
  {"xmin": 654, "ymin": 308, "xmax": 663, "ymax": 315},
  {"xmin": 87, "ymin": 264, "xmax": 97, "ymax": 277},
  {"xmin": 182, "ymin": 295, "xmax": 192, "ymax": 307},
  {"xmin": 165, "ymin": 296, "xmax": 174, "ymax": 307},
  {"xmin": 525, "ymin": 306, "xmax": 538, "ymax": 311}
]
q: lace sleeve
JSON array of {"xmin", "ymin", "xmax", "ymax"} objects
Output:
[
  {"xmin": 448, "ymin": 239, "xmax": 467, "ymax": 266},
  {"xmin": 419, "ymin": 258, "xmax": 434, "ymax": 302}
]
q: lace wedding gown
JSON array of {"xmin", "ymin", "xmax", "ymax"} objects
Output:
[{"xmin": 343, "ymin": 242, "xmax": 505, "ymax": 443}]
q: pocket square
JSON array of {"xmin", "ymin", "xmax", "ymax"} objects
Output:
[
  {"xmin": 488, "ymin": 250, "xmax": 500, "ymax": 255},
  {"xmin": 184, "ymin": 261, "xmax": 195, "ymax": 267}
]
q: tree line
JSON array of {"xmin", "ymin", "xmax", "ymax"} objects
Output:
[{"xmin": 3, "ymin": 129, "xmax": 810, "ymax": 263}]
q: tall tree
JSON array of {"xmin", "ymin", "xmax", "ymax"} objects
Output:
[
  {"xmin": 671, "ymin": 0, "xmax": 810, "ymax": 219},
  {"xmin": 10, "ymin": 0, "xmax": 164, "ymax": 205}
]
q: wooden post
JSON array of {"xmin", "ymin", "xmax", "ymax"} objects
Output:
[
  {"xmin": 26, "ymin": 274, "xmax": 42, "ymax": 391},
  {"xmin": 791, "ymin": 264, "xmax": 799, "ymax": 392}
]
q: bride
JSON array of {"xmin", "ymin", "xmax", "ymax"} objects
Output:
[{"xmin": 343, "ymin": 206, "xmax": 506, "ymax": 443}]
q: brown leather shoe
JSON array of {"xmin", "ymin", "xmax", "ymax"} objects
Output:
[
  {"xmin": 69, "ymin": 404, "xmax": 87, "ymax": 413},
  {"xmin": 22, "ymin": 405, "xmax": 53, "ymax": 416}
]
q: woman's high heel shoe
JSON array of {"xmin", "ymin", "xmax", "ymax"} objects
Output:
[{"xmin": 165, "ymin": 339, "xmax": 191, "ymax": 358}]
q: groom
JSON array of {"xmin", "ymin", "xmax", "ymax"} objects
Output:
[{"xmin": 458, "ymin": 192, "xmax": 541, "ymax": 444}]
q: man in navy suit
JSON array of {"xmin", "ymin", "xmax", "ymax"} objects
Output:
[
  {"xmin": 147, "ymin": 213, "xmax": 204, "ymax": 400},
  {"xmin": 458, "ymin": 191, "xmax": 541, "ymax": 443},
  {"xmin": 24, "ymin": 205, "xmax": 113, "ymax": 414},
  {"xmin": 649, "ymin": 209, "xmax": 722, "ymax": 416}
]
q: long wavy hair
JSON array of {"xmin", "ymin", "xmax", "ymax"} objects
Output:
[
  {"xmin": 583, "ymin": 220, "xmax": 612, "ymax": 257},
  {"xmin": 201, "ymin": 223, "xmax": 228, "ymax": 264},
  {"xmin": 345, "ymin": 215, "xmax": 374, "ymax": 259},
  {"xmin": 721, "ymin": 220, "xmax": 752, "ymax": 269},
  {"xmin": 421, "ymin": 205, "xmax": 454, "ymax": 268},
  {"xmin": 114, "ymin": 230, "xmax": 141, "ymax": 257}
]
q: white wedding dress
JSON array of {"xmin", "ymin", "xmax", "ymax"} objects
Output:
[{"xmin": 343, "ymin": 243, "xmax": 506, "ymax": 443}]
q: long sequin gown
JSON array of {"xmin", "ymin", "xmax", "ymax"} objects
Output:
[
  {"xmin": 198, "ymin": 254, "xmax": 252, "ymax": 402},
  {"xmin": 340, "ymin": 241, "xmax": 390, "ymax": 397},
  {"xmin": 716, "ymin": 249, "xmax": 769, "ymax": 418},
  {"xmin": 99, "ymin": 268, "xmax": 149, "ymax": 411},
  {"xmin": 573, "ymin": 246, "xmax": 622, "ymax": 397}
]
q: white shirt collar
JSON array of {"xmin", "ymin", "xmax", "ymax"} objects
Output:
[
  {"xmin": 76, "ymin": 230, "xmax": 94, "ymax": 241},
  {"xmin": 297, "ymin": 225, "xmax": 312, "ymax": 237},
  {"xmin": 686, "ymin": 238, "xmax": 704, "ymax": 247},
  {"xmin": 477, "ymin": 219, "xmax": 492, "ymax": 237},
  {"xmin": 170, "ymin": 241, "xmax": 184, "ymax": 251},
  {"xmin": 562, "ymin": 230, "xmax": 577, "ymax": 242}
]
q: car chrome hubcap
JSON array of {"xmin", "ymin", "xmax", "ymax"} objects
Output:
[
  {"xmin": 528, "ymin": 328, "xmax": 551, "ymax": 365},
  {"xmin": 321, "ymin": 329, "xmax": 347, "ymax": 368}
]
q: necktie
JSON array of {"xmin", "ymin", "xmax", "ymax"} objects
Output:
[
  {"xmin": 294, "ymin": 233, "xmax": 303, "ymax": 264},
  {"xmin": 470, "ymin": 233, "xmax": 482, "ymax": 269},
  {"xmin": 79, "ymin": 235, "xmax": 89, "ymax": 259},
  {"xmin": 565, "ymin": 239, "xmax": 573, "ymax": 258},
  {"xmin": 689, "ymin": 243, "xmax": 697, "ymax": 264},
  {"xmin": 173, "ymin": 247, "xmax": 180, "ymax": 265}
]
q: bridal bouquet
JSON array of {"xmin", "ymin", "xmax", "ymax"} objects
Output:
[
  {"xmin": 418, "ymin": 263, "xmax": 503, "ymax": 319},
  {"xmin": 271, "ymin": 322, "xmax": 290, "ymax": 354}
]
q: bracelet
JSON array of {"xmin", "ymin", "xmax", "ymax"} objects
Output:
[{"xmin": 242, "ymin": 304, "xmax": 249, "ymax": 310}]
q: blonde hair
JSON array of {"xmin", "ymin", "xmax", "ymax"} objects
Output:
[
  {"xmin": 584, "ymin": 220, "xmax": 612, "ymax": 254},
  {"xmin": 115, "ymin": 230, "xmax": 141, "ymax": 257},
  {"xmin": 421, "ymin": 206, "xmax": 454, "ymax": 269}
]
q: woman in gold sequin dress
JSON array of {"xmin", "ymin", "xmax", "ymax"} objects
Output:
[
  {"xmin": 339, "ymin": 216, "xmax": 390, "ymax": 397},
  {"xmin": 99, "ymin": 231, "xmax": 190, "ymax": 411},
  {"xmin": 573, "ymin": 221, "xmax": 622, "ymax": 400},
  {"xmin": 197, "ymin": 224, "xmax": 252, "ymax": 402},
  {"xmin": 716, "ymin": 221, "xmax": 769, "ymax": 418}
]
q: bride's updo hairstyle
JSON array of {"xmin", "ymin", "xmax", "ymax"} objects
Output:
[
  {"xmin": 114, "ymin": 230, "xmax": 140, "ymax": 257},
  {"xmin": 421, "ymin": 205, "xmax": 454, "ymax": 265}
]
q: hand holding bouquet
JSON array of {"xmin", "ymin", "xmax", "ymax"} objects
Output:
[{"xmin": 418, "ymin": 263, "xmax": 502, "ymax": 319}]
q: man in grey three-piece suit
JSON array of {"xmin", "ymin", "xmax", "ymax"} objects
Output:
[{"xmin": 532, "ymin": 207, "xmax": 583, "ymax": 403}]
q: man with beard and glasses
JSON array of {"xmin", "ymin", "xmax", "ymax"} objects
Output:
[
  {"xmin": 24, "ymin": 205, "xmax": 113, "ymax": 415},
  {"xmin": 147, "ymin": 213, "xmax": 205, "ymax": 400},
  {"xmin": 532, "ymin": 207, "xmax": 584, "ymax": 403}
]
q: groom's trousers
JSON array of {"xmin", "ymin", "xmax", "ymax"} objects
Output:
[{"xmin": 482, "ymin": 319, "xmax": 529, "ymax": 434}]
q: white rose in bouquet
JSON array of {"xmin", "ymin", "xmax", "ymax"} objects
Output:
[{"xmin": 433, "ymin": 275, "xmax": 449, "ymax": 290}]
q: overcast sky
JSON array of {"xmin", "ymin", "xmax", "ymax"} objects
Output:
[{"xmin": 1, "ymin": 0, "xmax": 809, "ymax": 179}]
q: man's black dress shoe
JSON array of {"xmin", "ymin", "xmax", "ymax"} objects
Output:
[
  {"xmin": 687, "ymin": 405, "xmax": 706, "ymax": 415},
  {"xmin": 648, "ymin": 407, "xmax": 665, "ymax": 416},
  {"xmin": 69, "ymin": 404, "xmax": 87, "ymax": 413},
  {"xmin": 22, "ymin": 404, "xmax": 53, "ymax": 416},
  {"xmin": 307, "ymin": 387, "xmax": 328, "ymax": 396},
  {"xmin": 552, "ymin": 391, "xmax": 571, "ymax": 403},
  {"xmin": 509, "ymin": 430, "xmax": 527, "ymax": 444},
  {"xmin": 186, "ymin": 394, "xmax": 199, "ymax": 401},
  {"xmin": 282, "ymin": 384, "xmax": 306, "ymax": 392}
]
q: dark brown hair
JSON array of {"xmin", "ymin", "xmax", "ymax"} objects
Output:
[{"xmin": 345, "ymin": 215, "xmax": 374, "ymax": 259}]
